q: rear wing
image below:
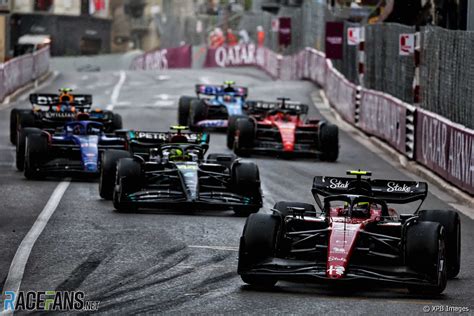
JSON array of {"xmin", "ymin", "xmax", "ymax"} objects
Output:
[
  {"xmin": 29, "ymin": 94, "xmax": 93, "ymax": 109},
  {"xmin": 246, "ymin": 100, "xmax": 309, "ymax": 115},
  {"xmin": 311, "ymin": 175, "xmax": 428, "ymax": 210},
  {"xmin": 195, "ymin": 84, "xmax": 248, "ymax": 97}
]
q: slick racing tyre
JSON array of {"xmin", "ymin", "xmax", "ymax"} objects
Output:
[
  {"xmin": 238, "ymin": 213, "xmax": 280, "ymax": 287},
  {"xmin": 405, "ymin": 221, "xmax": 447, "ymax": 295},
  {"xmin": 112, "ymin": 113, "xmax": 123, "ymax": 130},
  {"xmin": 227, "ymin": 115, "xmax": 247, "ymax": 149},
  {"xmin": 234, "ymin": 118, "xmax": 255, "ymax": 156},
  {"xmin": 113, "ymin": 158, "xmax": 141, "ymax": 212},
  {"xmin": 189, "ymin": 99, "xmax": 207, "ymax": 131},
  {"xmin": 319, "ymin": 123, "xmax": 339, "ymax": 162},
  {"xmin": 12, "ymin": 110, "xmax": 35, "ymax": 146},
  {"xmin": 99, "ymin": 150, "xmax": 132, "ymax": 200},
  {"xmin": 178, "ymin": 96, "xmax": 195, "ymax": 126},
  {"xmin": 231, "ymin": 161, "xmax": 261, "ymax": 216},
  {"xmin": 419, "ymin": 209, "xmax": 461, "ymax": 278},
  {"xmin": 273, "ymin": 201, "xmax": 317, "ymax": 217},
  {"xmin": 24, "ymin": 133, "xmax": 48, "ymax": 180},
  {"xmin": 17, "ymin": 127, "xmax": 42, "ymax": 171}
]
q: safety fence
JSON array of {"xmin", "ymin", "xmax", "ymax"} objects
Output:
[
  {"xmin": 130, "ymin": 44, "xmax": 474, "ymax": 195},
  {"xmin": 0, "ymin": 46, "xmax": 51, "ymax": 103}
]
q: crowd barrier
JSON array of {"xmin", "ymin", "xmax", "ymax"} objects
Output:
[
  {"xmin": 0, "ymin": 46, "xmax": 50, "ymax": 103},
  {"xmin": 131, "ymin": 44, "xmax": 474, "ymax": 195}
]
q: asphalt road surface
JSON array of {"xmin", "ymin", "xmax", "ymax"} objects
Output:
[{"xmin": 0, "ymin": 62, "xmax": 473, "ymax": 315}]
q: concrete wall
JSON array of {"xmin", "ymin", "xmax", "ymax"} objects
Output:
[{"xmin": 13, "ymin": 0, "xmax": 33, "ymax": 12}]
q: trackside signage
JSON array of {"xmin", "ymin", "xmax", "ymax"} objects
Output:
[
  {"xmin": 416, "ymin": 109, "xmax": 474, "ymax": 194},
  {"xmin": 204, "ymin": 44, "xmax": 259, "ymax": 68},
  {"xmin": 359, "ymin": 89, "xmax": 407, "ymax": 154},
  {"xmin": 131, "ymin": 45, "xmax": 192, "ymax": 70}
]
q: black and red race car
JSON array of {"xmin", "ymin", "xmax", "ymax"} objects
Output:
[
  {"xmin": 227, "ymin": 98, "xmax": 339, "ymax": 161},
  {"xmin": 238, "ymin": 170, "xmax": 461, "ymax": 295}
]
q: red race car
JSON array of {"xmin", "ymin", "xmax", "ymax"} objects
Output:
[
  {"xmin": 227, "ymin": 98, "xmax": 339, "ymax": 161},
  {"xmin": 238, "ymin": 170, "xmax": 461, "ymax": 295}
]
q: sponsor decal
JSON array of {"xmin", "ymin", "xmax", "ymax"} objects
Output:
[
  {"xmin": 386, "ymin": 182, "xmax": 411, "ymax": 193},
  {"xmin": 327, "ymin": 265, "xmax": 345, "ymax": 276},
  {"xmin": 328, "ymin": 256, "xmax": 346, "ymax": 262},
  {"xmin": 44, "ymin": 112, "xmax": 76, "ymax": 119},
  {"xmin": 332, "ymin": 247, "xmax": 346, "ymax": 254},
  {"xmin": 329, "ymin": 178, "xmax": 349, "ymax": 189},
  {"xmin": 214, "ymin": 45, "xmax": 257, "ymax": 68},
  {"xmin": 136, "ymin": 132, "xmax": 168, "ymax": 140},
  {"xmin": 196, "ymin": 120, "xmax": 228, "ymax": 128},
  {"xmin": 3, "ymin": 291, "xmax": 99, "ymax": 312}
]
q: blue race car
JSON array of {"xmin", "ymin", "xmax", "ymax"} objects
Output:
[
  {"xmin": 178, "ymin": 81, "xmax": 250, "ymax": 130},
  {"xmin": 22, "ymin": 114, "xmax": 126, "ymax": 179}
]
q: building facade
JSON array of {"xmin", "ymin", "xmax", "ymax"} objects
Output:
[{"xmin": 10, "ymin": 0, "xmax": 112, "ymax": 56}]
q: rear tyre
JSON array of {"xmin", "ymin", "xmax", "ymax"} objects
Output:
[
  {"xmin": 99, "ymin": 150, "xmax": 131, "ymax": 200},
  {"xmin": 178, "ymin": 96, "xmax": 195, "ymax": 126},
  {"xmin": 112, "ymin": 113, "xmax": 123, "ymax": 130},
  {"xmin": 189, "ymin": 99, "xmax": 207, "ymax": 131},
  {"xmin": 273, "ymin": 201, "xmax": 317, "ymax": 217},
  {"xmin": 419, "ymin": 210, "xmax": 461, "ymax": 278},
  {"xmin": 17, "ymin": 127, "xmax": 42, "ymax": 171},
  {"xmin": 232, "ymin": 161, "xmax": 261, "ymax": 216},
  {"xmin": 238, "ymin": 213, "xmax": 280, "ymax": 286},
  {"xmin": 234, "ymin": 118, "xmax": 255, "ymax": 156},
  {"xmin": 24, "ymin": 133, "xmax": 48, "ymax": 180},
  {"xmin": 406, "ymin": 221, "xmax": 447, "ymax": 295},
  {"xmin": 319, "ymin": 123, "xmax": 339, "ymax": 162},
  {"xmin": 227, "ymin": 115, "xmax": 247, "ymax": 149},
  {"xmin": 113, "ymin": 158, "xmax": 142, "ymax": 212}
]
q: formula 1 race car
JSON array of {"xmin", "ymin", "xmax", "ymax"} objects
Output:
[
  {"xmin": 99, "ymin": 126, "xmax": 262, "ymax": 215},
  {"xmin": 178, "ymin": 81, "xmax": 249, "ymax": 130},
  {"xmin": 22, "ymin": 115, "xmax": 126, "ymax": 179},
  {"xmin": 10, "ymin": 88, "xmax": 123, "ymax": 146},
  {"xmin": 238, "ymin": 170, "xmax": 461, "ymax": 295},
  {"xmin": 227, "ymin": 98, "xmax": 339, "ymax": 161}
]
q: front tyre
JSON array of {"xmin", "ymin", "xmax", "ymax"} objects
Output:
[
  {"xmin": 24, "ymin": 133, "xmax": 48, "ymax": 180},
  {"xmin": 113, "ymin": 158, "xmax": 142, "ymax": 212},
  {"xmin": 17, "ymin": 127, "xmax": 42, "ymax": 171},
  {"xmin": 238, "ymin": 213, "xmax": 280, "ymax": 287},
  {"xmin": 232, "ymin": 161, "xmax": 261, "ymax": 216},
  {"xmin": 99, "ymin": 150, "xmax": 131, "ymax": 200}
]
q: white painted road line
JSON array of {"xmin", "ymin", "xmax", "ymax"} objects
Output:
[
  {"xmin": 1, "ymin": 180, "xmax": 70, "ymax": 315},
  {"xmin": 106, "ymin": 70, "xmax": 126, "ymax": 111},
  {"xmin": 188, "ymin": 245, "xmax": 239, "ymax": 252}
]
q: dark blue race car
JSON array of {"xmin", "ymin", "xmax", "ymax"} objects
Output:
[
  {"xmin": 178, "ymin": 81, "xmax": 250, "ymax": 130},
  {"xmin": 23, "ymin": 115, "xmax": 126, "ymax": 179}
]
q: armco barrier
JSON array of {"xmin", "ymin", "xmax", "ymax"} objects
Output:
[
  {"xmin": 324, "ymin": 61, "xmax": 357, "ymax": 125},
  {"xmin": 131, "ymin": 45, "xmax": 192, "ymax": 70},
  {"xmin": 0, "ymin": 46, "xmax": 50, "ymax": 103},
  {"xmin": 416, "ymin": 109, "xmax": 474, "ymax": 195},
  {"xmin": 358, "ymin": 88, "xmax": 416, "ymax": 157}
]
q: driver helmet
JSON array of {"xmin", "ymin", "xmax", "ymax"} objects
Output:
[{"xmin": 169, "ymin": 148, "xmax": 189, "ymax": 161}]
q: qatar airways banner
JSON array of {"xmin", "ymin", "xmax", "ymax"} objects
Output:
[
  {"xmin": 359, "ymin": 89, "xmax": 412, "ymax": 155},
  {"xmin": 204, "ymin": 44, "xmax": 260, "ymax": 68},
  {"xmin": 131, "ymin": 45, "xmax": 192, "ymax": 70},
  {"xmin": 416, "ymin": 109, "xmax": 474, "ymax": 195}
]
